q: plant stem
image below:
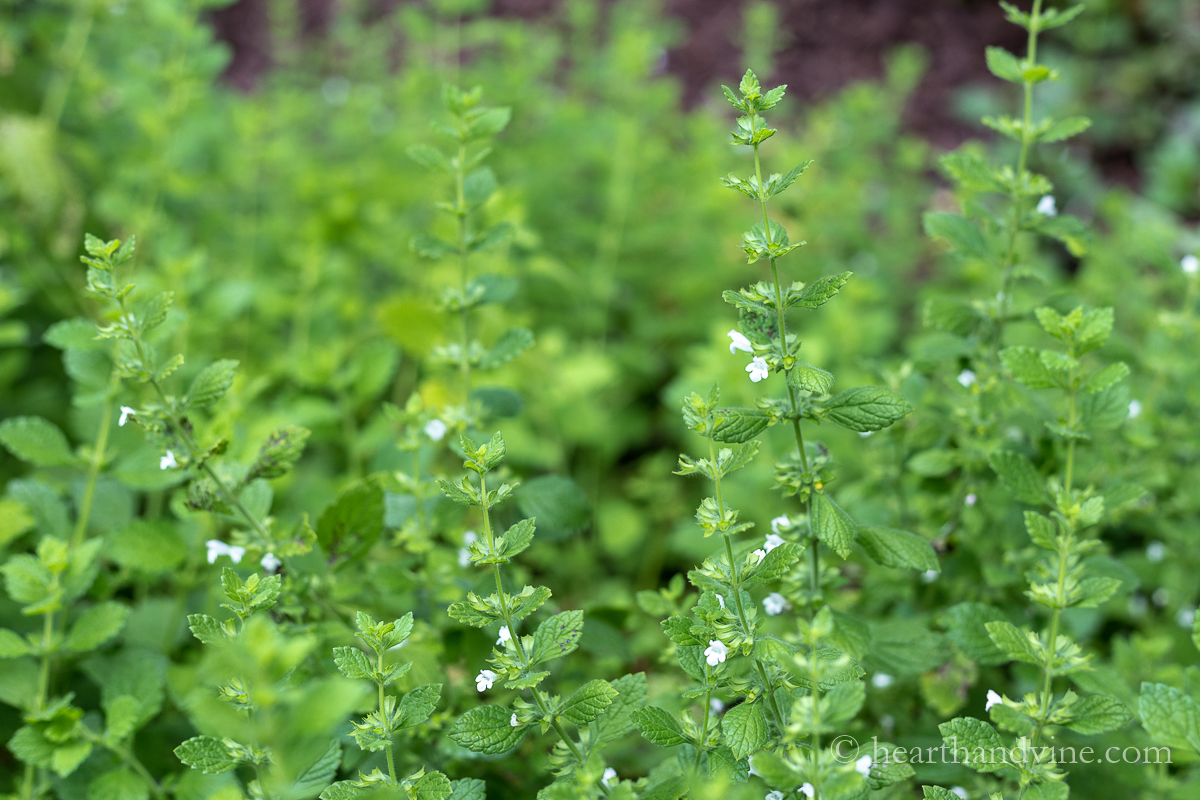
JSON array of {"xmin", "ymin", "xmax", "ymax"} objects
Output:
[
  {"xmin": 694, "ymin": 666, "xmax": 712, "ymax": 773},
  {"xmin": 377, "ymin": 649, "xmax": 397, "ymax": 782},
  {"xmin": 72, "ymin": 370, "xmax": 121, "ymax": 549},
  {"xmin": 456, "ymin": 141, "xmax": 472, "ymax": 400}
]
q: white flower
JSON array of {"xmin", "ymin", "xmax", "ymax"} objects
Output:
[
  {"xmin": 475, "ymin": 669, "xmax": 496, "ymax": 692},
  {"xmin": 710, "ymin": 698, "xmax": 725, "ymax": 714},
  {"xmin": 1146, "ymin": 541, "xmax": 1166, "ymax": 563},
  {"xmin": 206, "ymin": 540, "xmax": 245, "ymax": 565},
  {"xmin": 715, "ymin": 594, "xmax": 725, "ymax": 610},
  {"xmin": 118, "ymin": 406, "xmax": 135, "ymax": 427},
  {"xmin": 750, "ymin": 548, "xmax": 766, "ymax": 565},
  {"xmin": 855, "ymin": 755, "xmax": 872, "ymax": 777},
  {"xmin": 1182, "ymin": 254, "xmax": 1199, "ymax": 274},
  {"xmin": 704, "ymin": 639, "xmax": 728, "ymax": 666},
  {"xmin": 459, "ymin": 531, "xmax": 477, "ymax": 567},
  {"xmin": 728, "ymin": 329, "xmax": 753, "ymax": 354},
  {"xmin": 160, "ymin": 450, "xmax": 178, "ymax": 470},
  {"xmin": 965, "ymin": 493, "xmax": 978, "ymax": 506},
  {"xmin": 770, "ymin": 515, "xmax": 789, "ymax": 534},
  {"xmin": 957, "ymin": 369, "xmax": 976, "ymax": 387},
  {"xmin": 951, "ymin": 788, "xmax": 969, "ymax": 799},
  {"xmin": 602, "ymin": 768, "xmax": 618, "ymax": 788},
  {"xmin": 922, "ymin": 569, "xmax": 939, "ymax": 583},
  {"xmin": 800, "ymin": 784, "xmax": 815, "ymax": 798},
  {"xmin": 424, "ymin": 419, "xmax": 448, "ymax": 441},
  {"xmin": 763, "ymin": 593, "xmax": 787, "ymax": 616},
  {"xmin": 766, "ymin": 793, "xmax": 784, "ymax": 800},
  {"xmin": 986, "ymin": 689, "xmax": 1003, "ymax": 711},
  {"xmin": 764, "ymin": 533, "xmax": 785, "ymax": 553},
  {"xmin": 261, "ymin": 553, "xmax": 281, "ymax": 573},
  {"xmin": 1037, "ymin": 195, "xmax": 1057, "ymax": 216},
  {"xmin": 746, "ymin": 356, "xmax": 770, "ymax": 383},
  {"xmin": 497, "ymin": 626, "xmax": 511, "ymax": 646},
  {"xmin": 1176, "ymin": 607, "xmax": 1196, "ymax": 628},
  {"xmin": 1128, "ymin": 399, "xmax": 1142, "ymax": 419},
  {"xmin": 872, "ymin": 672, "xmax": 894, "ymax": 688},
  {"xmin": 1153, "ymin": 588, "xmax": 1169, "ymax": 607},
  {"xmin": 510, "ymin": 713, "xmax": 519, "ymax": 727}
]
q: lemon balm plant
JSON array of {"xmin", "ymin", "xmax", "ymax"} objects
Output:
[{"xmin": 632, "ymin": 70, "xmax": 930, "ymax": 799}]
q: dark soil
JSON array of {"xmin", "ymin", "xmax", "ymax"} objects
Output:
[{"xmin": 209, "ymin": 0, "xmax": 1026, "ymax": 148}]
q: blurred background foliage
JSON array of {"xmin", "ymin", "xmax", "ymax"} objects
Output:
[{"xmin": 2, "ymin": 0, "xmax": 1199, "ymax": 798}]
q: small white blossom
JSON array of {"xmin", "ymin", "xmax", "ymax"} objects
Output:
[
  {"xmin": 855, "ymin": 755, "xmax": 873, "ymax": 777},
  {"xmin": 986, "ymin": 689, "xmax": 1003, "ymax": 711},
  {"xmin": 766, "ymin": 793, "xmax": 784, "ymax": 800},
  {"xmin": 750, "ymin": 549, "xmax": 766, "ymax": 565},
  {"xmin": 710, "ymin": 698, "xmax": 725, "ymax": 714},
  {"xmin": 957, "ymin": 369, "xmax": 976, "ymax": 387},
  {"xmin": 602, "ymin": 768, "xmax": 618, "ymax": 788},
  {"xmin": 1037, "ymin": 195, "xmax": 1057, "ymax": 216},
  {"xmin": 1128, "ymin": 399, "xmax": 1142, "ymax": 419},
  {"xmin": 965, "ymin": 493, "xmax": 978, "ymax": 506},
  {"xmin": 1153, "ymin": 588, "xmax": 1170, "ymax": 607},
  {"xmin": 424, "ymin": 419, "xmax": 448, "ymax": 441},
  {"xmin": 510, "ymin": 713, "xmax": 519, "ymax": 727},
  {"xmin": 118, "ymin": 406, "xmax": 135, "ymax": 427},
  {"xmin": 475, "ymin": 669, "xmax": 496, "ymax": 692},
  {"xmin": 1176, "ymin": 607, "xmax": 1196, "ymax": 628},
  {"xmin": 728, "ymin": 329, "xmax": 753, "ymax": 354},
  {"xmin": 206, "ymin": 540, "xmax": 245, "ymax": 565},
  {"xmin": 1182, "ymin": 254, "xmax": 1199, "ymax": 274},
  {"xmin": 497, "ymin": 626, "xmax": 511, "ymax": 645},
  {"xmin": 160, "ymin": 450, "xmax": 178, "ymax": 470},
  {"xmin": 951, "ymin": 788, "xmax": 969, "ymax": 799},
  {"xmin": 858, "ymin": 431, "xmax": 873, "ymax": 438},
  {"xmin": 715, "ymin": 594, "xmax": 725, "ymax": 610},
  {"xmin": 922, "ymin": 569, "xmax": 939, "ymax": 583},
  {"xmin": 1147, "ymin": 541, "xmax": 1166, "ymax": 563},
  {"xmin": 746, "ymin": 356, "xmax": 770, "ymax": 383},
  {"xmin": 763, "ymin": 593, "xmax": 787, "ymax": 616},
  {"xmin": 261, "ymin": 552, "xmax": 281, "ymax": 573},
  {"xmin": 764, "ymin": 533, "xmax": 785, "ymax": 553},
  {"xmin": 872, "ymin": 673, "xmax": 894, "ymax": 688},
  {"xmin": 704, "ymin": 639, "xmax": 728, "ymax": 666},
  {"xmin": 770, "ymin": 515, "xmax": 789, "ymax": 534},
  {"xmin": 800, "ymin": 784, "xmax": 815, "ymax": 798}
]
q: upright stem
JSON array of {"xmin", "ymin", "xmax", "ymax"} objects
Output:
[
  {"xmin": 72, "ymin": 371, "xmax": 121, "ymax": 549},
  {"xmin": 377, "ymin": 650, "xmax": 397, "ymax": 782},
  {"xmin": 694, "ymin": 666, "xmax": 712, "ymax": 773},
  {"xmin": 456, "ymin": 142, "xmax": 472, "ymax": 399}
]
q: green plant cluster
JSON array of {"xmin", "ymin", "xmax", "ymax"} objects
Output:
[{"xmin": 2, "ymin": 2, "xmax": 1200, "ymax": 800}]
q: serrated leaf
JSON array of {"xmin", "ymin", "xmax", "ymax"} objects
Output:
[
  {"xmin": 293, "ymin": 740, "xmax": 341, "ymax": 799},
  {"xmin": 560, "ymin": 679, "xmax": 618, "ymax": 725},
  {"xmin": 744, "ymin": 542, "xmax": 802, "ymax": 583},
  {"xmin": 941, "ymin": 603, "xmax": 1009, "ymax": 665},
  {"xmin": 1065, "ymin": 695, "xmax": 1131, "ymax": 735},
  {"xmin": 593, "ymin": 672, "xmax": 647, "ymax": 744},
  {"xmin": 722, "ymin": 701, "xmax": 768, "ymax": 760},
  {"xmin": 89, "ymin": 768, "xmax": 147, "ymax": 800},
  {"xmin": 63, "ymin": 602, "xmax": 129, "ymax": 653},
  {"xmin": 810, "ymin": 492, "xmax": 857, "ymax": 559},
  {"xmin": 175, "ymin": 736, "xmax": 239, "ymax": 774},
  {"xmin": 988, "ymin": 450, "xmax": 1048, "ymax": 504},
  {"xmin": 632, "ymin": 706, "xmax": 687, "ymax": 747},
  {"xmin": 924, "ymin": 212, "xmax": 992, "ymax": 263},
  {"xmin": 985, "ymin": 46, "xmax": 1024, "ymax": 83},
  {"xmin": 788, "ymin": 364, "xmax": 833, "ymax": 395},
  {"xmin": 1039, "ymin": 116, "xmax": 1091, "ymax": 143},
  {"xmin": 858, "ymin": 527, "xmax": 938, "ymax": 572},
  {"xmin": 0, "ymin": 416, "xmax": 76, "ymax": 467},
  {"xmin": 985, "ymin": 621, "xmax": 1040, "ymax": 665},
  {"xmin": 317, "ymin": 481, "xmax": 384, "ymax": 562},
  {"xmin": 1138, "ymin": 683, "xmax": 1200, "ymax": 753},
  {"xmin": 449, "ymin": 705, "xmax": 526, "ymax": 755},
  {"xmin": 1000, "ymin": 346, "xmax": 1059, "ymax": 389},
  {"xmin": 531, "ymin": 610, "xmax": 584, "ymax": 664},
  {"xmin": 185, "ymin": 360, "xmax": 239, "ymax": 410},
  {"xmin": 938, "ymin": 717, "xmax": 1007, "ymax": 772},
  {"xmin": 710, "ymin": 407, "xmax": 772, "ymax": 443},
  {"xmin": 1079, "ymin": 362, "xmax": 1128, "ymax": 395},
  {"xmin": 790, "ymin": 272, "xmax": 852, "ymax": 309},
  {"xmin": 823, "ymin": 386, "xmax": 912, "ymax": 432},
  {"xmin": 397, "ymin": 684, "xmax": 442, "ymax": 728},
  {"xmin": 479, "ymin": 327, "xmax": 533, "ymax": 370},
  {"xmin": 0, "ymin": 629, "xmax": 31, "ymax": 658},
  {"xmin": 333, "ymin": 646, "xmax": 372, "ymax": 680}
]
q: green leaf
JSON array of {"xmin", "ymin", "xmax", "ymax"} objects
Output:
[
  {"xmin": 293, "ymin": 740, "xmax": 341, "ymax": 799},
  {"xmin": 107, "ymin": 520, "xmax": 186, "ymax": 574},
  {"xmin": 593, "ymin": 672, "xmax": 647, "ymax": 744},
  {"xmin": 332, "ymin": 646, "xmax": 372, "ymax": 680},
  {"xmin": 941, "ymin": 603, "xmax": 1008, "ymax": 666},
  {"xmin": 89, "ymin": 768, "xmax": 149, "ymax": 800},
  {"xmin": 63, "ymin": 602, "xmax": 129, "ymax": 653},
  {"xmin": 0, "ymin": 416, "xmax": 76, "ymax": 467},
  {"xmin": 462, "ymin": 167, "xmax": 497, "ymax": 209},
  {"xmin": 185, "ymin": 360, "xmax": 239, "ymax": 410},
  {"xmin": 0, "ymin": 629, "xmax": 31, "ymax": 658},
  {"xmin": 790, "ymin": 272, "xmax": 852, "ymax": 309},
  {"xmin": 858, "ymin": 527, "xmax": 938, "ymax": 572},
  {"xmin": 515, "ymin": 476, "xmax": 589, "ymax": 540},
  {"xmin": 449, "ymin": 705, "xmax": 527, "ymax": 755},
  {"xmin": 985, "ymin": 621, "xmax": 1041, "ymax": 665},
  {"xmin": 479, "ymin": 327, "xmax": 533, "ymax": 370},
  {"xmin": 1065, "ymin": 695, "xmax": 1131, "ymax": 735},
  {"xmin": 824, "ymin": 679, "xmax": 866, "ymax": 725},
  {"xmin": 822, "ymin": 386, "xmax": 911, "ymax": 432},
  {"xmin": 406, "ymin": 144, "xmax": 451, "ymax": 172},
  {"xmin": 1034, "ymin": 214, "xmax": 1090, "ymax": 257},
  {"xmin": 175, "ymin": 736, "xmax": 239, "ymax": 773},
  {"xmin": 810, "ymin": 492, "xmax": 857, "ymax": 559},
  {"xmin": 1138, "ymin": 683, "xmax": 1200, "ymax": 753},
  {"xmin": 248, "ymin": 425, "xmax": 311, "ymax": 481},
  {"xmin": 0, "ymin": 498, "xmax": 35, "ymax": 547},
  {"xmin": 1000, "ymin": 346, "xmax": 1059, "ymax": 389},
  {"xmin": 710, "ymin": 407, "xmax": 773, "ymax": 443},
  {"xmin": 744, "ymin": 542, "xmax": 802, "ymax": 583},
  {"xmin": 103, "ymin": 695, "xmax": 142, "ymax": 743},
  {"xmin": 988, "ymin": 450, "xmax": 1048, "ymax": 504},
  {"xmin": 397, "ymin": 684, "xmax": 442, "ymax": 728},
  {"xmin": 924, "ymin": 212, "xmax": 992, "ymax": 262},
  {"xmin": 788, "ymin": 364, "xmax": 833, "ymax": 395},
  {"xmin": 746, "ymin": 750, "xmax": 803, "ymax": 790},
  {"xmin": 531, "ymin": 610, "xmax": 584, "ymax": 664},
  {"xmin": 1079, "ymin": 362, "xmax": 1129, "ymax": 395},
  {"xmin": 1039, "ymin": 116, "xmax": 1091, "ymax": 143},
  {"xmin": 632, "ymin": 706, "xmax": 687, "ymax": 747},
  {"xmin": 317, "ymin": 481, "xmax": 384, "ymax": 562},
  {"xmin": 560, "ymin": 679, "xmax": 618, "ymax": 725},
  {"xmin": 722, "ymin": 701, "xmax": 768, "ymax": 760},
  {"xmin": 447, "ymin": 779, "xmax": 486, "ymax": 800},
  {"xmin": 985, "ymin": 47, "xmax": 1024, "ymax": 83},
  {"xmin": 938, "ymin": 717, "xmax": 1007, "ymax": 772},
  {"xmin": 187, "ymin": 614, "xmax": 228, "ymax": 647},
  {"xmin": 412, "ymin": 772, "xmax": 452, "ymax": 800}
]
